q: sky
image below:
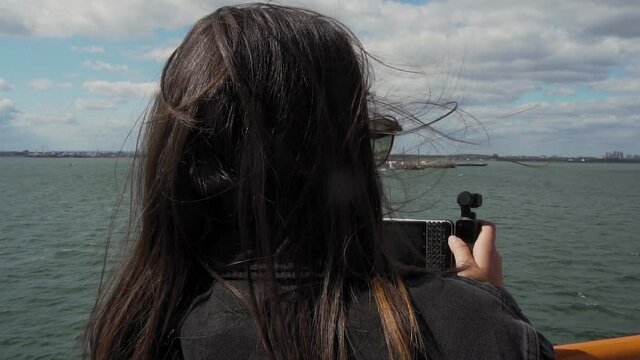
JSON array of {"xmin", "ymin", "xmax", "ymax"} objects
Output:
[{"xmin": 1, "ymin": 0, "xmax": 639, "ymax": 157}]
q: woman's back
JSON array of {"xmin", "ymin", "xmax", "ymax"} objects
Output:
[{"xmin": 180, "ymin": 275, "xmax": 554, "ymax": 359}]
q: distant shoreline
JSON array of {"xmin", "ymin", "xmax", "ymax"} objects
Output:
[
  {"xmin": 386, "ymin": 154, "xmax": 640, "ymax": 164},
  {"xmin": 0, "ymin": 151, "xmax": 134, "ymax": 158},
  {"xmin": 1, "ymin": 151, "xmax": 639, "ymax": 163}
]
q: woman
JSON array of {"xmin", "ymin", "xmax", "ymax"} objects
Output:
[{"xmin": 85, "ymin": 4, "xmax": 554, "ymax": 359}]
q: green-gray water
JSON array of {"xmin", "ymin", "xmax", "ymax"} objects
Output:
[{"xmin": 1, "ymin": 158, "xmax": 639, "ymax": 358}]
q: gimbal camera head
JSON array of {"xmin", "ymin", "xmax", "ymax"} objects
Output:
[{"xmin": 455, "ymin": 191, "xmax": 483, "ymax": 243}]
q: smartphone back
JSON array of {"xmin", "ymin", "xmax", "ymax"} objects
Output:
[{"xmin": 383, "ymin": 219, "xmax": 454, "ymax": 271}]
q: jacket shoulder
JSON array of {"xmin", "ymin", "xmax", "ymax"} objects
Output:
[
  {"xmin": 179, "ymin": 283, "xmax": 266, "ymax": 360},
  {"xmin": 407, "ymin": 275, "xmax": 555, "ymax": 360}
]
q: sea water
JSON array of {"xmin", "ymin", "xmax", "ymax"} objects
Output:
[{"xmin": 1, "ymin": 158, "xmax": 639, "ymax": 358}]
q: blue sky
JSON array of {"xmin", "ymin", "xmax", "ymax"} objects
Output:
[
  {"xmin": 1, "ymin": 0, "xmax": 639, "ymax": 157},
  {"xmin": 0, "ymin": 28, "xmax": 186, "ymax": 151}
]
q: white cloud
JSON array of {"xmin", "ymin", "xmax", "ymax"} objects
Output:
[
  {"xmin": 0, "ymin": 78, "xmax": 16, "ymax": 91},
  {"xmin": 442, "ymin": 94, "xmax": 640, "ymax": 155},
  {"xmin": 30, "ymin": 78, "xmax": 54, "ymax": 91},
  {"xmin": 82, "ymin": 80, "xmax": 158, "ymax": 101},
  {"xmin": 29, "ymin": 78, "xmax": 74, "ymax": 91},
  {"xmin": 2, "ymin": 0, "xmax": 640, "ymax": 155},
  {"xmin": 4, "ymin": 111, "xmax": 131, "ymax": 151},
  {"xmin": 592, "ymin": 77, "xmax": 640, "ymax": 94},
  {"xmin": 137, "ymin": 44, "xmax": 178, "ymax": 62},
  {"xmin": 70, "ymin": 45, "xmax": 104, "ymax": 54},
  {"xmin": 75, "ymin": 98, "xmax": 117, "ymax": 110},
  {"xmin": 548, "ymin": 87, "xmax": 576, "ymax": 97},
  {"xmin": 83, "ymin": 60, "xmax": 129, "ymax": 72},
  {"xmin": 0, "ymin": 98, "xmax": 15, "ymax": 110},
  {"xmin": 0, "ymin": 98, "xmax": 18, "ymax": 124},
  {"xmin": 10, "ymin": 112, "xmax": 77, "ymax": 128},
  {"xmin": 0, "ymin": 0, "xmax": 209, "ymax": 39}
]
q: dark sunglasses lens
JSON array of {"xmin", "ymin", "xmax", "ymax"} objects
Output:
[
  {"xmin": 373, "ymin": 135, "xmax": 393, "ymax": 166},
  {"xmin": 369, "ymin": 116, "xmax": 400, "ymax": 167}
]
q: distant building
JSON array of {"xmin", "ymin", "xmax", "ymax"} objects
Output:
[{"xmin": 604, "ymin": 151, "xmax": 624, "ymax": 160}]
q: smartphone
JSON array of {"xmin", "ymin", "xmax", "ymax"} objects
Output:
[{"xmin": 383, "ymin": 219, "xmax": 455, "ymax": 271}]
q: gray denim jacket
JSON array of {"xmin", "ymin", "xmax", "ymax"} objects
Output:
[{"xmin": 179, "ymin": 275, "xmax": 555, "ymax": 359}]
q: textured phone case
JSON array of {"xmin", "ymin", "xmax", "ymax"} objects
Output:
[{"xmin": 425, "ymin": 220, "xmax": 454, "ymax": 270}]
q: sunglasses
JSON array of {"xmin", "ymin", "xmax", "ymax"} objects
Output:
[{"xmin": 369, "ymin": 116, "xmax": 402, "ymax": 167}]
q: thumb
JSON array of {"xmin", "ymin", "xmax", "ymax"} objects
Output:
[{"xmin": 448, "ymin": 235, "xmax": 475, "ymax": 269}]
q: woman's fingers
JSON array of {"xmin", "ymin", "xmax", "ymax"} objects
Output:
[
  {"xmin": 448, "ymin": 221, "xmax": 504, "ymax": 287},
  {"xmin": 474, "ymin": 221, "xmax": 504, "ymax": 286},
  {"xmin": 448, "ymin": 235, "xmax": 476, "ymax": 269},
  {"xmin": 472, "ymin": 221, "xmax": 496, "ymax": 270}
]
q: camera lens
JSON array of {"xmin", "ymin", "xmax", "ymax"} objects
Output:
[{"xmin": 457, "ymin": 191, "xmax": 472, "ymax": 206}]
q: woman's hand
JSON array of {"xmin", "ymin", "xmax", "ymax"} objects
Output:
[{"xmin": 448, "ymin": 221, "xmax": 504, "ymax": 287}]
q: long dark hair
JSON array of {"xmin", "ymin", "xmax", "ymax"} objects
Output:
[{"xmin": 86, "ymin": 4, "xmax": 424, "ymax": 359}]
